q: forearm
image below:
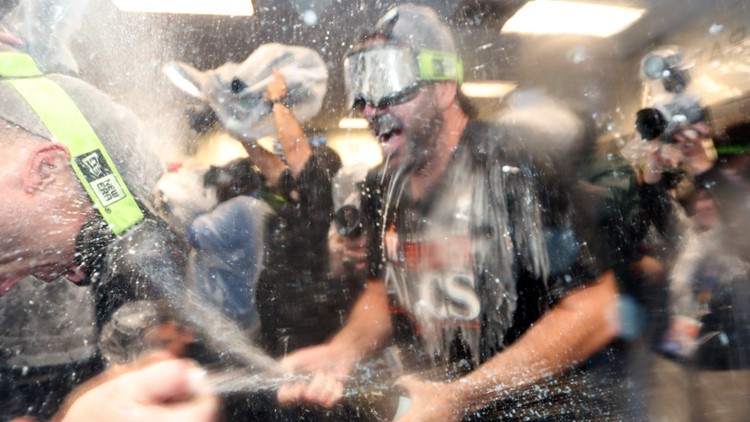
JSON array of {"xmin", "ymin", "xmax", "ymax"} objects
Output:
[
  {"xmin": 452, "ymin": 271, "xmax": 619, "ymax": 414},
  {"xmin": 328, "ymin": 279, "xmax": 393, "ymax": 362},
  {"xmin": 241, "ymin": 143, "xmax": 286, "ymax": 188},
  {"xmin": 272, "ymin": 102, "xmax": 312, "ymax": 178}
]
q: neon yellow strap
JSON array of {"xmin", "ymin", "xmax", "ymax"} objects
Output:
[
  {"xmin": 2, "ymin": 53, "xmax": 144, "ymax": 235},
  {"xmin": 417, "ymin": 49, "xmax": 463, "ymax": 84}
]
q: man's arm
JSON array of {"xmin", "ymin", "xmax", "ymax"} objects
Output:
[
  {"xmin": 241, "ymin": 69, "xmax": 313, "ymax": 187},
  {"xmin": 396, "ymin": 271, "xmax": 619, "ymax": 421},
  {"xmin": 277, "ymin": 279, "xmax": 392, "ymax": 407},
  {"xmin": 267, "ymin": 69, "xmax": 312, "ymax": 179}
]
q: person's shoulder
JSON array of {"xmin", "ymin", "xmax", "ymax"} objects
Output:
[
  {"xmin": 461, "ymin": 118, "xmax": 536, "ymax": 168},
  {"xmin": 309, "ymin": 143, "xmax": 343, "ymax": 171}
]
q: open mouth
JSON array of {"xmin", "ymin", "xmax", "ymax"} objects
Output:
[{"xmin": 370, "ymin": 114, "xmax": 403, "ymax": 154}]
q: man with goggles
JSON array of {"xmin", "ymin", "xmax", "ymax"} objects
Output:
[{"xmin": 278, "ymin": 4, "xmax": 620, "ymax": 421}]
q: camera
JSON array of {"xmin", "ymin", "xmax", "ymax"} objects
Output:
[
  {"xmin": 635, "ymin": 94, "xmax": 706, "ymax": 143},
  {"xmin": 334, "ymin": 204, "xmax": 363, "ymax": 238},
  {"xmin": 640, "ymin": 48, "xmax": 691, "ymax": 94}
]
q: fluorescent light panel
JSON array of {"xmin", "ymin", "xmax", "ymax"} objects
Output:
[
  {"xmin": 338, "ymin": 118, "xmax": 369, "ymax": 129},
  {"xmin": 502, "ymin": 0, "xmax": 645, "ymax": 37},
  {"xmin": 112, "ymin": 0, "xmax": 254, "ymax": 16},
  {"xmin": 462, "ymin": 81, "xmax": 517, "ymax": 98}
]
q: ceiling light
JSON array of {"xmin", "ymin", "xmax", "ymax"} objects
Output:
[
  {"xmin": 502, "ymin": 0, "xmax": 645, "ymax": 37},
  {"xmin": 338, "ymin": 118, "xmax": 369, "ymax": 129},
  {"xmin": 112, "ymin": 0, "xmax": 254, "ymax": 16},
  {"xmin": 461, "ymin": 81, "xmax": 518, "ymax": 98}
]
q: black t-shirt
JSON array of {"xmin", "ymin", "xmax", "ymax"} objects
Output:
[
  {"xmin": 256, "ymin": 145, "xmax": 364, "ymax": 357},
  {"xmin": 363, "ymin": 120, "xmax": 613, "ymax": 419}
]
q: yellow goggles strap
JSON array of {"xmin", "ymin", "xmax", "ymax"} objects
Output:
[
  {"xmin": 417, "ymin": 49, "xmax": 463, "ymax": 84},
  {"xmin": 2, "ymin": 52, "xmax": 144, "ymax": 235}
]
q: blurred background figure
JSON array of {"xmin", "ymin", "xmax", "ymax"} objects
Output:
[
  {"xmin": 634, "ymin": 46, "xmax": 750, "ymax": 422},
  {"xmin": 187, "ymin": 158, "xmax": 270, "ymax": 330},
  {"xmin": 166, "ymin": 46, "xmax": 368, "ymax": 420}
]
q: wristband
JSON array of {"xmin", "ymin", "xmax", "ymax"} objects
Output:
[{"xmin": 269, "ymin": 96, "xmax": 289, "ymax": 107}]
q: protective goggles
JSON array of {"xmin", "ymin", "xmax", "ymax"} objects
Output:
[{"xmin": 343, "ymin": 45, "xmax": 463, "ymax": 109}]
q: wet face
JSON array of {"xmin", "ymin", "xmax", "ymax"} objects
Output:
[
  {"xmin": 0, "ymin": 125, "xmax": 94, "ymax": 295},
  {"xmin": 363, "ymin": 83, "xmax": 444, "ymax": 174},
  {"xmin": 351, "ymin": 37, "xmax": 446, "ymax": 174}
]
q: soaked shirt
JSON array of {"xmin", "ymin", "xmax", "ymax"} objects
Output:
[
  {"xmin": 256, "ymin": 145, "xmax": 365, "ymax": 357},
  {"xmin": 364, "ymin": 120, "xmax": 605, "ymax": 372}
]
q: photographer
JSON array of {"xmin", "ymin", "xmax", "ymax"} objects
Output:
[
  {"xmin": 636, "ymin": 93, "xmax": 750, "ymax": 420},
  {"xmin": 637, "ymin": 96, "xmax": 750, "ymax": 260}
]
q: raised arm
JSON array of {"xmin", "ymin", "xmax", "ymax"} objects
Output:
[
  {"xmin": 267, "ymin": 68, "xmax": 313, "ymax": 178},
  {"xmin": 277, "ymin": 279, "xmax": 392, "ymax": 408}
]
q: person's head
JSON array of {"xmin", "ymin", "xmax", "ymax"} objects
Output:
[
  {"xmin": 343, "ymin": 4, "xmax": 474, "ymax": 172},
  {"xmin": 0, "ymin": 123, "xmax": 93, "ymax": 293},
  {"xmin": 203, "ymin": 158, "xmax": 264, "ymax": 203},
  {"xmin": 0, "ymin": 52, "xmax": 161, "ymax": 294}
]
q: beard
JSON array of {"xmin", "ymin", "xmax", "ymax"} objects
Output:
[{"xmin": 376, "ymin": 88, "xmax": 444, "ymax": 177}]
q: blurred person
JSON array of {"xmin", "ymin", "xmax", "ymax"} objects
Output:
[
  {"xmin": 648, "ymin": 190, "xmax": 750, "ymax": 421},
  {"xmin": 187, "ymin": 158, "xmax": 270, "ymax": 329},
  {"xmin": 637, "ymin": 99, "xmax": 750, "ymax": 421},
  {"xmin": 0, "ymin": 49, "xmax": 217, "ymax": 421},
  {"xmin": 276, "ymin": 4, "xmax": 621, "ymax": 421},
  {"xmin": 638, "ymin": 96, "xmax": 750, "ymax": 260},
  {"xmin": 183, "ymin": 69, "xmax": 367, "ymax": 421}
]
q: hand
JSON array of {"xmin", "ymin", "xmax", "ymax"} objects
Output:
[
  {"xmin": 328, "ymin": 229, "xmax": 367, "ymax": 277},
  {"xmin": 672, "ymin": 123, "xmax": 714, "ymax": 175},
  {"xmin": 641, "ymin": 141, "xmax": 682, "ymax": 185},
  {"xmin": 393, "ymin": 376, "xmax": 464, "ymax": 422},
  {"xmin": 59, "ymin": 359, "xmax": 217, "ymax": 422},
  {"xmin": 266, "ymin": 68, "xmax": 288, "ymax": 103},
  {"xmin": 277, "ymin": 343, "xmax": 358, "ymax": 408}
]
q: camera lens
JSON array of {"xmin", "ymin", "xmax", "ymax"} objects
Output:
[{"xmin": 635, "ymin": 108, "xmax": 668, "ymax": 140}]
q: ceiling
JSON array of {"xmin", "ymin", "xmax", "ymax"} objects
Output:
[{"xmin": 7, "ymin": 0, "xmax": 746, "ymax": 148}]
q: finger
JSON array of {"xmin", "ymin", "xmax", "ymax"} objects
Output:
[
  {"xmin": 302, "ymin": 372, "xmax": 343, "ymax": 408},
  {"xmin": 302, "ymin": 372, "xmax": 330, "ymax": 404},
  {"xmin": 277, "ymin": 381, "xmax": 306, "ymax": 405},
  {"xmin": 320, "ymin": 378, "xmax": 345, "ymax": 409}
]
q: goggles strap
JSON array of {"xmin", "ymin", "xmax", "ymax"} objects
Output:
[
  {"xmin": 416, "ymin": 49, "xmax": 463, "ymax": 84},
  {"xmin": 1, "ymin": 52, "xmax": 144, "ymax": 235}
]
